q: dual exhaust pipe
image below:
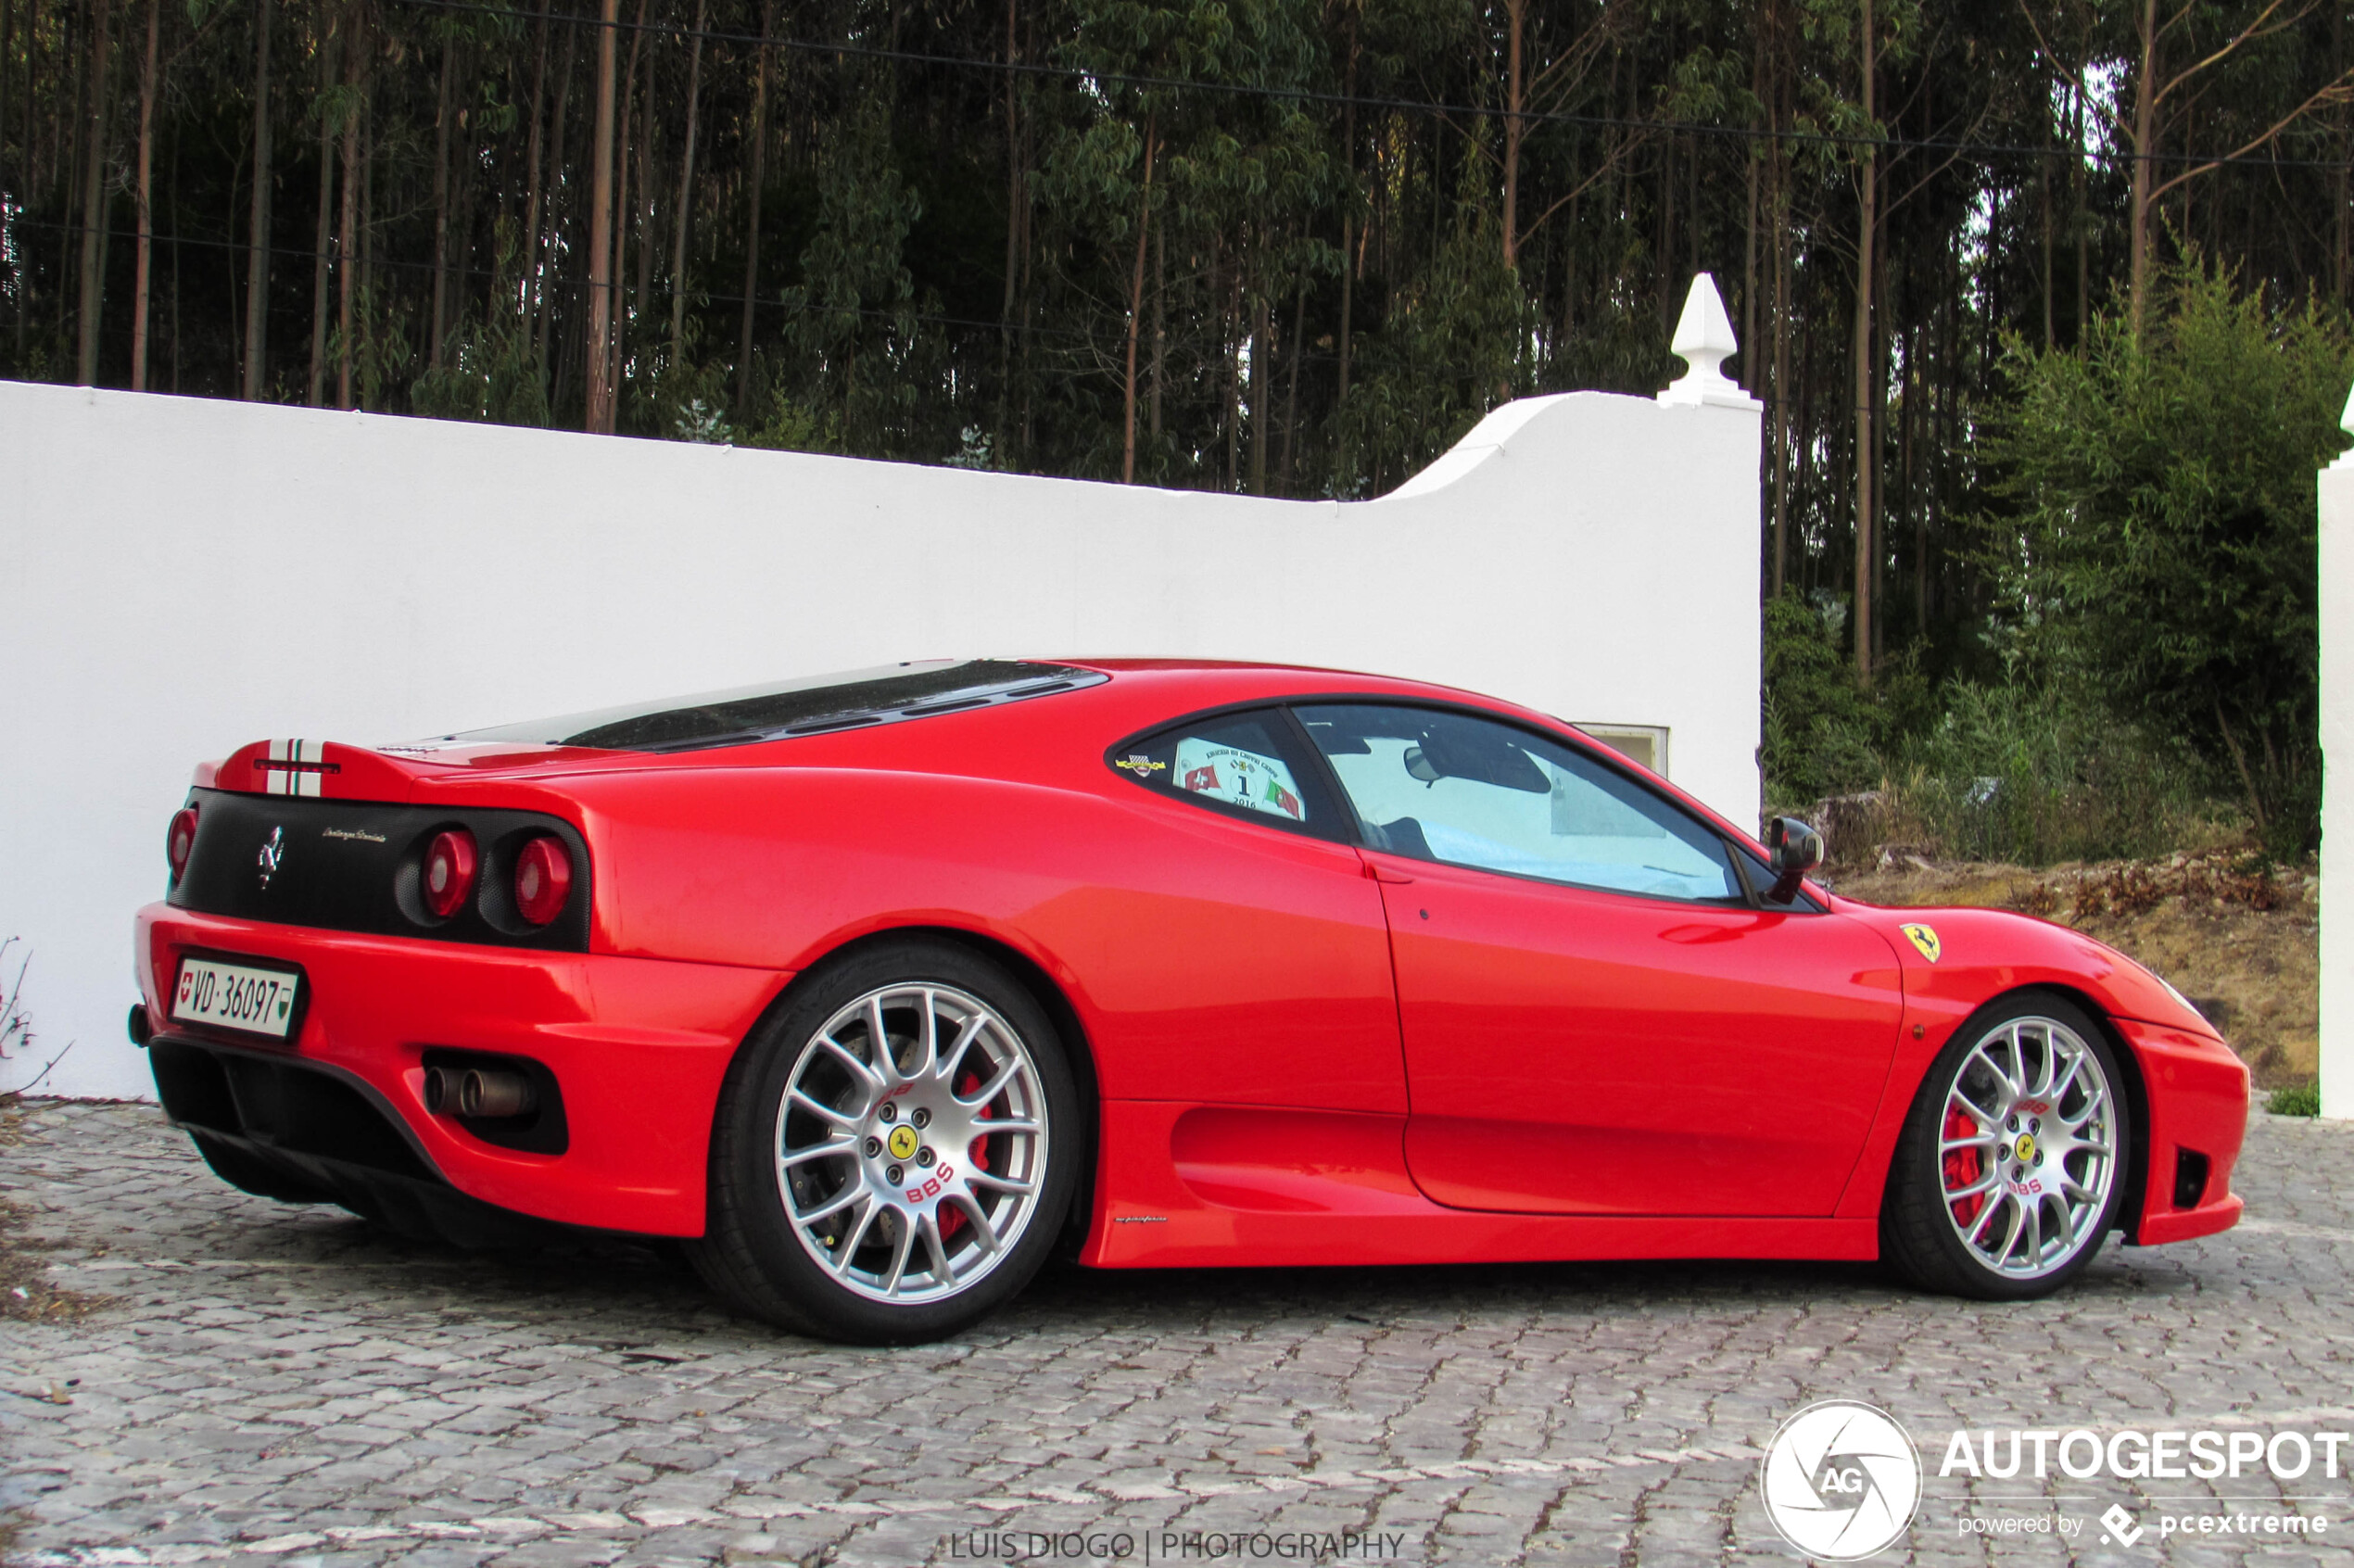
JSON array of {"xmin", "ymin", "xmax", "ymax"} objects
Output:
[{"xmin": 422, "ymin": 1064, "xmax": 537, "ymax": 1119}]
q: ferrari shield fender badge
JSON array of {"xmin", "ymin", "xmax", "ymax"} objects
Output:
[{"xmin": 1900, "ymin": 923, "xmax": 1942, "ymax": 963}]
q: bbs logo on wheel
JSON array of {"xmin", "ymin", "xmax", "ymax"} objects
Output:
[{"xmin": 1758, "ymin": 1400, "xmax": 1920, "ymax": 1561}]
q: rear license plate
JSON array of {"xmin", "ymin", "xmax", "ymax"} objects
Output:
[{"xmin": 171, "ymin": 956, "xmax": 301, "ymax": 1040}]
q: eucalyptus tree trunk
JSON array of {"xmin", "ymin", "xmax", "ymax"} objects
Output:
[
  {"xmin": 732, "ymin": 0, "xmax": 771, "ymax": 412},
  {"xmin": 2126, "ymin": 0, "xmax": 2158, "ymax": 339},
  {"xmin": 1335, "ymin": 14, "xmax": 1355, "ymax": 411},
  {"xmin": 1148, "ymin": 223, "xmax": 1162, "ymax": 437},
  {"xmin": 429, "ymin": 33, "xmax": 451, "ymax": 365},
  {"xmin": 666, "ymin": 0, "xmax": 703, "ymax": 362},
  {"xmin": 129, "ymin": 0, "xmax": 158, "ymax": 388},
  {"xmin": 1849, "ymin": 0, "xmax": 1879, "ymax": 680},
  {"xmin": 1120, "ymin": 116, "xmax": 1153, "ymax": 485},
  {"xmin": 521, "ymin": 0, "xmax": 549, "ymax": 335},
  {"xmin": 74, "ymin": 0, "xmax": 109, "ymax": 385},
  {"xmin": 537, "ymin": 14, "xmax": 576, "ymax": 373},
  {"xmin": 1770, "ymin": 125, "xmax": 1791, "ymax": 597},
  {"xmin": 0, "ymin": 0, "xmax": 12, "ymax": 209},
  {"xmin": 1280, "ymin": 283, "xmax": 1302, "ymax": 491},
  {"xmin": 613, "ymin": 0, "xmax": 649, "ymax": 395},
  {"xmin": 63, "ymin": 0, "xmax": 88, "ymax": 342},
  {"xmin": 586, "ymin": 0, "xmax": 618, "ymax": 431},
  {"xmin": 629, "ymin": 25, "xmax": 654, "ymax": 360},
  {"xmin": 2038, "ymin": 151, "xmax": 2052, "ymax": 349},
  {"xmin": 1221, "ymin": 247, "xmax": 1238, "ymax": 489},
  {"xmin": 1500, "ymin": 0, "xmax": 1524, "ymax": 269},
  {"xmin": 241, "ymin": 0, "xmax": 272, "ymax": 398},
  {"xmin": 306, "ymin": 4, "xmax": 335, "ymax": 404},
  {"xmin": 1247, "ymin": 285, "xmax": 1269, "ymax": 496},
  {"xmin": 2072, "ymin": 83, "xmax": 2087, "ymax": 335},
  {"xmin": 1741, "ymin": 2, "xmax": 1765, "ymax": 379},
  {"xmin": 993, "ymin": 0, "xmax": 1019, "ymax": 448},
  {"xmin": 335, "ymin": 0, "xmax": 360, "ymax": 408}
]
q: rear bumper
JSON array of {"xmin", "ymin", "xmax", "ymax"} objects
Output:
[
  {"xmin": 137, "ymin": 904, "xmax": 786, "ymax": 1234},
  {"xmin": 2117, "ymin": 1017, "xmax": 2249, "ymax": 1246}
]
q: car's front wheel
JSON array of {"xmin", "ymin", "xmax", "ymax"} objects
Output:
[
  {"xmin": 1882, "ymin": 992, "xmax": 2131, "ymax": 1300},
  {"xmin": 689, "ymin": 939, "xmax": 1080, "ymax": 1343}
]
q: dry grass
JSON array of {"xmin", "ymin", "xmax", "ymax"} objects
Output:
[{"xmin": 1825, "ymin": 851, "xmax": 2320, "ymax": 1088}]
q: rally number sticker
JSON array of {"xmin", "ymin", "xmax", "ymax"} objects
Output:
[{"xmin": 1171, "ymin": 738, "xmax": 1307, "ymax": 821}]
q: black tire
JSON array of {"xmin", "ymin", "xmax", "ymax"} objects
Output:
[
  {"xmin": 686, "ymin": 938, "xmax": 1082, "ymax": 1344},
  {"xmin": 1881, "ymin": 990, "xmax": 2133, "ymax": 1301}
]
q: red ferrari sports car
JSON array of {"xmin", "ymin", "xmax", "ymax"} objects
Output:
[{"xmin": 133, "ymin": 659, "xmax": 2247, "ymax": 1343}]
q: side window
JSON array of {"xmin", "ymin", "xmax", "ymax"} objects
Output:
[
  {"xmin": 1107, "ymin": 708, "xmax": 1338, "ymax": 838},
  {"xmin": 1294, "ymin": 703, "xmax": 1743, "ymax": 904}
]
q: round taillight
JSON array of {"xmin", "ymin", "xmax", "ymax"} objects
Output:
[
  {"xmin": 166, "ymin": 806, "xmax": 199, "ymax": 880},
  {"xmin": 423, "ymin": 829, "xmax": 478, "ymax": 919},
  {"xmin": 513, "ymin": 836, "xmax": 572, "ymax": 926}
]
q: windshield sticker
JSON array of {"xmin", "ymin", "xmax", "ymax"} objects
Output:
[
  {"xmin": 1115, "ymin": 753, "xmax": 1168, "ymax": 778},
  {"xmin": 1172, "ymin": 739, "xmax": 1306, "ymax": 821}
]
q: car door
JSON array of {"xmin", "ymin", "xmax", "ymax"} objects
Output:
[
  {"xmin": 1293, "ymin": 702, "xmax": 1905, "ymax": 1216},
  {"xmin": 1094, "ymin": 704, "xmax": 1407, "ymax": 1114}
]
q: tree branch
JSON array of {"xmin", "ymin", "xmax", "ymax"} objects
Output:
[
  {"xmin": 2016, "ymin": 2, "xmax": 2131, "ymax": 141},
  {"xmin": 2154, "ymin": 0, "xmax": 2310, "ymax": 110},
  {"xmin": 2147, "ymin": 64, "xmax": 2354, "ymax": 202}
]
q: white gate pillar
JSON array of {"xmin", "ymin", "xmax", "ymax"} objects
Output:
[{"xmin": 2319, "ymin": 388, "xmax": 2354, "ymax": 1116}]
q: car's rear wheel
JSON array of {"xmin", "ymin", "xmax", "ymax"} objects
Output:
[
  {"xmin": 1882, "ymin": 992, "xmax": 2130, "ymax": 1300},
  {"xmin": 689, "ymin": 939, "xmax": 1079, "ymax": 1344}
]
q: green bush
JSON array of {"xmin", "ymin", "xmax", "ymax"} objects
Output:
[
  {"xmin": 1981, "ymin": 259, "xmax": 2354, "ymax": 858},
  {"xmin": 1763, "ymin": 591, "xmax": 2235, "ymax": 865},
  {"xmin": 1760, "ymin": 588, "xmax": 1924, "ymax": 808},
  {"xmin": 2268, "ymin": 1082, "xmax": 2321, "ymax": 1118},
  {"xmin": 1885, "ymin": 681, "xmax": 2234, "ymax": 866},
  {"xmin": 1762, "ymin": 261, "xmax": 2334, "ymax": 867}
]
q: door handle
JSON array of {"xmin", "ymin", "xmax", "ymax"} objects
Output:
[{"xmin": 1362, "ymin": 858, "xmax": 1416, "ymax": 884}]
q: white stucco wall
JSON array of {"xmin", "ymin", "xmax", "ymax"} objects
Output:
[
  {"xmin": 0, "ymin": 372, "xmax": 1760, "ymax": 1100},
  {"xmin": 2322, "ymin": 431, "xmax": 2353, "ymax": 1119}
]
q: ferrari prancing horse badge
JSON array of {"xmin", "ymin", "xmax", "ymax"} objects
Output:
[{"xmin": 1900, "ymin": 923, "xmax": 1942, "ymax": 963}]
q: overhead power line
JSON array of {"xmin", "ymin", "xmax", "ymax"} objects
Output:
[
  {"xmin": 4, "ymin": 212, "xmax": 1111, "ymax": 344},
  {"xmin": 382, "ymin": 0, "xmax": 2354, "ymax": 175}
]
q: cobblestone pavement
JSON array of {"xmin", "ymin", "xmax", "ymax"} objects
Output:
[{"xmin": 3, "ymin": 1098, "xmax": 2351, "ymax": 1567}]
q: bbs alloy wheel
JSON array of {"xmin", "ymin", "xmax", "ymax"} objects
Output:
[
  {"xmin": 777, "ymin": 981, "xmax": 1049, "ymax": 1302},
  {"xmin": 1883, "ymin": 993, "xmax": 2132, "ymax": 1300},
  {"xmin": 690, "ymin": 941, "xmax": 1080, "ymax": 1344}
]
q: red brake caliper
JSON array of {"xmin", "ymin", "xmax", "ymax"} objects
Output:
[
  {"xmin": 937, "ymin": 1071, "xmax": 992, "ymax": 1241},
  {"xmin": 1943, "ymin": 1106, "xmax": 1985, "ymax": 1226}
]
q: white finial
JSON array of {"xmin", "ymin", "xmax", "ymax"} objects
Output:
[{"xmin": 1658, "ymin": 273, "xmax": 1762, "ymax": 411}]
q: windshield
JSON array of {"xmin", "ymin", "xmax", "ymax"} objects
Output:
[{"xmin": 440, "ymin": 660, "xmax": 1105, "ymax": 753}]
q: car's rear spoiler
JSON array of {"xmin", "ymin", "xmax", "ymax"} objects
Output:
[
  {"xmin": 198, "ymin": 739, "xmax": 444, "ymax": 799},
  {"xmin": 198, "ymin": 736, "xmax": 627, "ymax": 797}
]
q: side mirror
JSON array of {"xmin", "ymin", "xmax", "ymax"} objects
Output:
[{"xmin": 1764, "ymin": 816, "xmax": 1824, "ymax": 903}]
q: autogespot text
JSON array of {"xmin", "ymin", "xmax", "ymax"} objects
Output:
[{"xmin": 1941, "ymin": 1427, "xmax": 2353, "ymax": 1481}]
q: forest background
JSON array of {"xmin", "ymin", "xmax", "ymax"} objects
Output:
[{"xmin": 3, "ymin": 0, "xmax": 2350, "ymax": 864}]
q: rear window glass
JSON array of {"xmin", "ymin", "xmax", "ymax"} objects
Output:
[
  {"xmin": 1107, "ymin": 707, "xmax": 1341, "ymax": 840},
  {"xmin": 443, "ymin": 660, "xmax": 1105, "ymax": 753}
]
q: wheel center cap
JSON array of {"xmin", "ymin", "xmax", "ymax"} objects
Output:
[
  {"xmin": 2013, "ymin": 1132, "xmax": 2038, "ymax": 1163},
  {"xmin": 887, "ymin": 1124, "xmax": 920, "ymax": 1161}
]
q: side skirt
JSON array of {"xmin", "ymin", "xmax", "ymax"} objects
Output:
[{"xmin": 1080, "ymin": 1101, "xmax": 1880, "ymax": 1269}]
